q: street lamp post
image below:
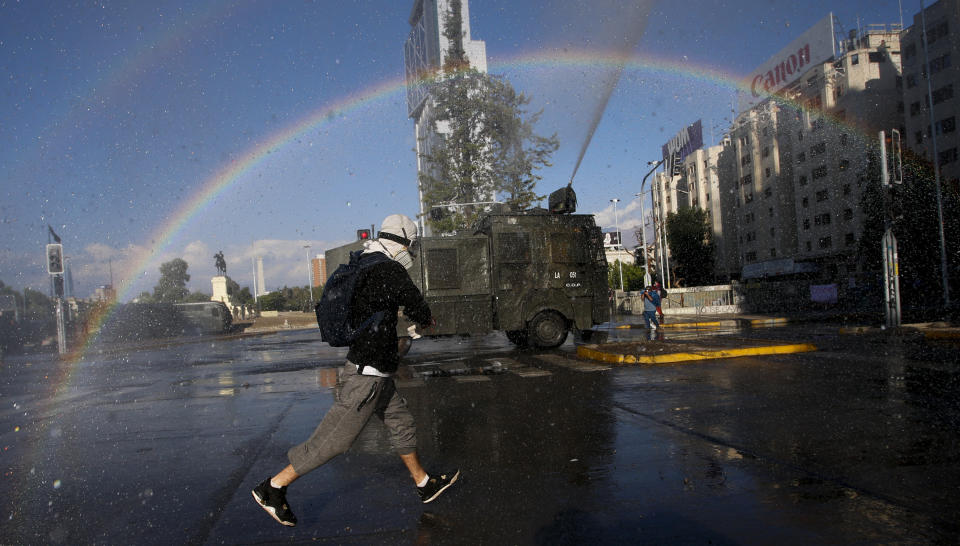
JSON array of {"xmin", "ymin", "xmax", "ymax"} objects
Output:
[
  {"xmin": 638, "ymin": 160, "xmax": 664, "ymax": 286},
  {"xmin": 304, "ymin": 245, "xmax": 314, "ymax": 307},
  {"xmin": 610, "ymin": 198, "xmax": 624, "ymax": 291}
]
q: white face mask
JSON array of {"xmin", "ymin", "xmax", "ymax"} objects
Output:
[{"xmin": 394, "ymin": 248, "xmax": 414, "ymax": 270}]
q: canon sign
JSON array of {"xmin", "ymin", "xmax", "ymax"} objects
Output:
[
  {"xmin": 738, "ymin": 14, "xmax": 836, "ymax": 112},
  {"xmin": 750, "ymin": 44, "xmax": 812, "ymax": 97}
]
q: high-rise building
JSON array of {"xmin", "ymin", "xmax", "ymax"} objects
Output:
[
  {"xmin": 716, "ymin": 16, "xmax": 902, "ymax": 282},
  {"xmin": 404, "ymin": 0, "xmax": 487, "ymax": 235},
  {"xmin": 901, "ymin": 0, "xmax": 960, "ymax": 184},
  {"xmin": 654, "ymin": 141, "xmax": 738, "ymax": 281},
  {"xmin": 311, "ymin": 254, "xmax": 327, "ymax": 288}
]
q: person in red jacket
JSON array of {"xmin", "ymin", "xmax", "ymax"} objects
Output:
[
  {"xmin": 252, "ymin": 214, "xmax": 459, "ymax": 527},
  {"xmin": 653, "ymin": 281, "xmax": 666, "ymax": 323}
]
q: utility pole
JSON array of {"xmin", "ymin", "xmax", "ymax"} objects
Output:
[
  {"xmin": 304, "ymin": 245, "xmax": 314, "ymax": 308},
  {"xmin": 637, "ymin": 159, "xmax": 664, "ymax": 286},
  {"xmin": 920, "ymin": 1, "xmax": 951, "ymax": 307},
  {"xmin": 610, "ymin": 199, "xmax": 624, "ymax": 291}
]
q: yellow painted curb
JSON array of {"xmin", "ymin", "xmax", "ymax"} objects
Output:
[
  {"xmin": 750, "ymin": 318, "xmax": 790, "ymax": 327},
  {"xmin": 576, "ymin": 343, "xmax": 817, "ymax": 365},
  {"xmin": 660, "ymin": 321, "xmax": 723, "ymax": 328},
  {"xmin": 924, "ymin": 330, "xmax": 960, "ymax": 340}
]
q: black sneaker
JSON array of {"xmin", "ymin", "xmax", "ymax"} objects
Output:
[
  {"xmin": 252, "ymin": 479, "xmax": 297, "ymax": 526},
  {"xmin": 417, "ymin": 470, "xmax": 460, "ymax": 503}
]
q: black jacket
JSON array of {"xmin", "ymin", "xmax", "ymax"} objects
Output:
[{"xmin": 346, "ymin": 253, "xmax": 431, "ymax": 374}]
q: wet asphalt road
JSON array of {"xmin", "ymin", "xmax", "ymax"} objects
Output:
[{"xmin": 1, "ymin": 323, "xmax": 959, "ymax": 544}]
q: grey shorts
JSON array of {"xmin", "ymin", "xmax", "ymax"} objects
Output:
[{"xmin": 287, "ymin": 362, "xmax": 417, "ymax": 475}]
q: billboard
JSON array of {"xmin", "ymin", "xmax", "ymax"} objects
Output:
[
  {"xmin": 603, "ymin": 231, "xmax": 622, "ymax": 247},
  {"xmin": 662, "ymin": 119, "xmax": 703, "ymax": 177},
  {"xmin": 738, "ymin": 14, "xmax": 836, "ymax": 112}
]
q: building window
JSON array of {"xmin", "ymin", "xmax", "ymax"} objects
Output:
[
  {"xmin": 840, "ymin": 133, "xmax": 848, "ymax": 147},
  {"xmin": 765, "ymin": 167, "xmax": 771, "ymax": 178},
  {"xmin": 819, "ymin": 236, "xmax": 833, "ymax": 249},
  {"xmin": 798, "ymin": 131, "xmax": 804, "ymax": 142},
  {"xmin": 803, "ymin": 218, "xmax": 811, "ymax": 230},
  {"xmin": 843, "ymin": 184, "xmax": 851, "ymax": 195},
  {"xmin": 768, "ymin": 207, "xmax": 774, "ymax": 217},
  {"xmin": 930, "ymin": 53, "xmax": 952, "ymax": 75},
  {"xmin": 916, "ymin": 130, "xmax": 924, "ymax": 145},
  {"xmin": 937, "ymin": 116, "xmax": 956, "ymax": 135},
  {"xmin": 746, "ymin": 251, "xmax": 757, "ymax": 262},
  {"xmin": 762, "ymin": 127, "xmax": 769, "ymax": 136},
  {"xmin": 802, "ymin": 197, "xmax": 809, "ymax": 208},
  {"xmin": 910, "ymin": 101, "xmax": 922, "ymax": 116},
  {"xmin": 845, "ymin": 233, "xmax": 856, "ymax": 246},
  {"xmin": 932, "ymin": 84, "xmax": 954, "ymax": 105},
  {"xmin": 838, "ymin": 159, "xmax": 850, "ymax": 171},
  {"xmin": 816, "ymin": 189, "xmax": 829, "ymax": 202},
  {"xmin": 810, "ymin": 142, "xmax": 826, "ymax": 156},
  {"xmin": 843, "ymin": 208, "xmax": 854, "ymax": 221},
  {"xmin": 851, "ymin": 53, "xmax": 859, "ymax": 65},
  {"xmin": 811, "ymin": 118, "xmax": 825, "ymax": 131},
  {"xmin": 745, "ymin": 193, "xmax": 754, "ymax": 204},
  {"xmin": 742, "ymin": 174, "xmax": 753, "ymax": 186},
  {"xmin": 764, "ymin": 187, "xmax": 772, "ymax": 198},
  {"xmin": 741, "ymin": 155, "xmax": 752, "ymax": 166},
  {"xmin": 806, "ymin": 241, "xmax": 812, "ymax": 251},
  {"xmin": 762, "ymin": 146, "xmax": 770, "ymax": 158},
  {"xmin": 904, "ymin": 43, "xmax": 916, "ymax": 60},
  {"xmin": 798, "ymin": 152, "xmax": 806, "ymax": 163},
  {"xmin": 812, "ymin": 166, "xmax": 828, "ymax": 179},
  {"xmin": 769, "ymin": 227, "xmax": 775, "ymax": 237},
  {"xmin": 939, "ymin": 147, "xmax": 958, "ymax": 166},
  {"xmin": 799, "ymin": 175, "xmax": 808, "ymax": 186},
  {"xmin": 815, "ymin": 213, "xmax": 831, "ymax": 225},
  {"xmin": 868, "ymin": 51, "xmax": 885, "ymax": 63},
  {"xmin": 906, "ymin": 74, "xmax": 918, "ymax": 88}
]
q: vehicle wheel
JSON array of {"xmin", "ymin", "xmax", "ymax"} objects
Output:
[
  {"xmin": 527, "ymin": 311, "xmax": 568, "ymax": 348},
  {"xmin": 505, "ymin": 330, "xmax": 528, "ymax": 346}
]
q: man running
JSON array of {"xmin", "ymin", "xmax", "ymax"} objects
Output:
[{"xmin": 252, "ymin": 214, "xmax": 459, "ymax": 527}]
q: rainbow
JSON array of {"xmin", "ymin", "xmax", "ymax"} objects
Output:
[{"xmin": 65, "ymin": 47, "xmax": 879, "ymax": 365}]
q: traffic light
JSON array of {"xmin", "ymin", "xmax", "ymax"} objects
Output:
[
  {"xmin": 46, "ymin": 243, "xmax": 64, "ymax": 274},
  {"xmin": 357, "ymin": 229, "xmax": 372, "ymax": 241}
]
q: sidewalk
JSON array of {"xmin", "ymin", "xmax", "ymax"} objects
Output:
[{"xmin": 581, "ymin": 310, "xmax": 960, "ymax": 365}]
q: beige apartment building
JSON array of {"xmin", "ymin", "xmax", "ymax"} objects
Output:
[
  {"xmin": 653, "ymin": 143, "xmax": 738, "ymax": 280},
  {"xmin": 714, "ymin": 22, "xmax": 903, "ymax": 282},
  {"xmin": 901, "ymin": 0, "xmax": 960, "ymax": 183}
]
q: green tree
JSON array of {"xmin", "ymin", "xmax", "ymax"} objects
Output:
[
  {"xmin": 858, "ymin": 148, "xmax": 960, "ymax": 303},
  {"xmin": 419, "ymin": 5, "xmax": 558, "ymax": 233},
  {"xmin": 608, "ymin": 261, "xmax": 647, "ymax": 292},
  {"xmin": 235, "ymin": 287, "xmax": 254, "ymax": 306},
  {"xmin": 184, "ymin": 291, "xmax": 212, "ymax": 303},
  {"xmin": 666, "ymin": 207, "xmax": 715, "ymax": 286},
  {"xmin": 258, "ymin": 291, "xmax": 285, "ymax": 311},
  {"xmin": 153, "ymin": 258, "xmax": 190, "ymax": 303}
]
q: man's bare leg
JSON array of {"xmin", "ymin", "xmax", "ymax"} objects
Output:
[
  {"xmin": 400, "ymin": 451, "xmax": 428, "ymax": 485},
  {"xmin": 271, "ymin": 464, "xmax": 300, "ymax": 488}
]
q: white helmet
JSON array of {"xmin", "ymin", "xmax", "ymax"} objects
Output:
[{"xmin": 378, "ymin": 214, "xmax": 418, "ymax": 248}]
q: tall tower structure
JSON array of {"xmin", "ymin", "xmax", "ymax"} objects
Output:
[
  {"xmin": 255, "ymin": 256, "xmax": 266, "ymax": 296},
  {"xmin": 404, "ymin": 0, "xmax": 487, "ymax": 235}
]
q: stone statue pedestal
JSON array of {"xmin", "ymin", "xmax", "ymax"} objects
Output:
[{"xmin": 211, "ymin": 276, "xmax": 233, "ymax": 307}]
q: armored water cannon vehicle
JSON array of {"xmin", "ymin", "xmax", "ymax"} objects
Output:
[{"xmin": 326, "ymin": 186, "xmax": 610, "ymax": 348}]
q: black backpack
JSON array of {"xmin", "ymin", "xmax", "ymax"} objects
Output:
[{"xmin": 315, "ymin": 250, "xmax": 390, "ymax": 346}]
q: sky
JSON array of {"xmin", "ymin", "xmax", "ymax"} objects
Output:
[{"xmin": 0, "ymin": 0, "xmax": 911, "ymax": 300}]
